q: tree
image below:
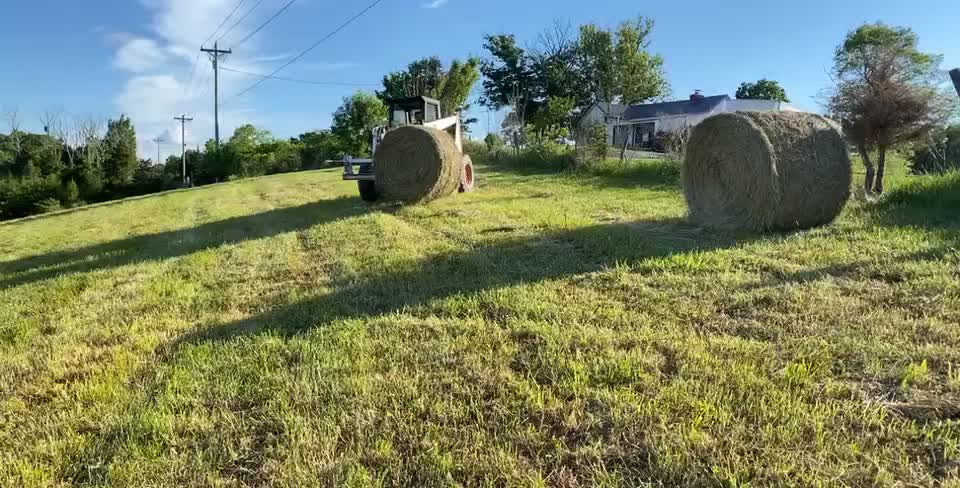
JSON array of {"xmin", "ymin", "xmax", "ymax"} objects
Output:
[
  {"xmin": 331, "ymin": 92, "xmax": 387, "ymax": 157},
  {"xmin": 578, "ymin": 17, "xmax": 669, "ymax": 106},
  {"xmin": 736, "ymin": 79, "xmax": 790, "ymax": 102},
  {"xmin": 827, "ymin": 23, "xmax": 953, "ymax": 194},
  {"xmin": 102, "ymin": 115, "xmax": 138, "ymax": 187},
  {"xmin": 299, "ymin": 130, "xmax": 345, "ymax": 167},
  {"xmin": 378, "ymin": 57, "xmax": 445, "ymax": 100},
  {"xmin": 479, "ymin": 35, "xmax": 537, "ymax": 116},
  {"xmin": 379, "ymin": 56, "xmax": 481, "ymax": 117}
]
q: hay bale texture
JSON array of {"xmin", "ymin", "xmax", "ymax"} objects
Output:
[
  {"xmin": 682, "ymin": 111, "xmax": 852, "ymax": 231},
  {"xmin": 374, "ymin": 125, "xmax": 462, "ymax": 203}
]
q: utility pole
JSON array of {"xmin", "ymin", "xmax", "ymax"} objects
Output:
[
  {"xmin": 201, "ymin": 42, "xmax": 232, "ymax": 148},
  {"xmin": 152, "ymin": 136, "xmax": 164, "ymax": 165},
  {"xmin": 174, "ymin": 114, "xmax": 194, "ymax": 185}
]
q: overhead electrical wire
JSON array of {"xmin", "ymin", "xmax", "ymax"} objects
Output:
[
  {"xmin": 217, "ymin": 0, "xmax": 269, "ymax": 44},
  {"xmin": 201, "ymin": 0, "xmax": 247, "ymax": 47},
  {"xmin": 228, "ymin": 0, "xmax": 386, "ymax": 100},
  {"xmin": 230, "ymin": 0, "xmax": 297, "ymax": 49},
  {"xmin": 180, "ymin": 0, "xmax": 247, "ymax": 113},
  {"xmin": 220, "ymin": 66, "xmax": 377, "ymax": 87}
]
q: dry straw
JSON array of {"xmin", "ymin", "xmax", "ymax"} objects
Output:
[
  {"xmin": 374, "ymin": 126, "xmax": 462, "ymax": 203},
  {"xmin": 682, "ymin": 111, "xmax": 852, "ymax": 231}
]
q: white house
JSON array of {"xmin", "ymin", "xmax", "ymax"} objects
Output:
[{"xmin": 581, "ymin": 92, "xmax": 799, "ymax": 149}]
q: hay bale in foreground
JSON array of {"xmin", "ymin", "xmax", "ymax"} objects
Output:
[
  {"xmin": 682, "ymin": 111, "xmax": 852, "ymax": 231},
  {"xmin": 374, "ymin": 126, "xmax": 462, "ymax": 203}
]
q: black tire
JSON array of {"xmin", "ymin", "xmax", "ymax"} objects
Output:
[{"xmin": 358, "ymin": 180, "xmax": 380, "ymax": 202}]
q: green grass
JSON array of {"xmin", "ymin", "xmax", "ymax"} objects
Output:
[{"xmin": 1, "ymin": 157, "xmax": 959, "ymax": 487}]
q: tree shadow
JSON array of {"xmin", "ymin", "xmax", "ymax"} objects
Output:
[
  {"xmin": 0, "ymin": 197, "xmax": 367, "ymax": 289},
  {"xmin": 177, "ymin": 218, "xmax": 758, "ymax": 345}
]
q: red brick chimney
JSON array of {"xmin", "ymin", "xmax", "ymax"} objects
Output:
[{"xmin": 690, "ymin": 90, "xmax": 705, "ymax": 101}]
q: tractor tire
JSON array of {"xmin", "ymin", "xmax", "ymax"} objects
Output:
[
  {"xmin": 358, "ymin": 180, "xmax": 380, "ymax": 202},
  {"xmin": 459, "ymin": 154, "xmax": 476, "ymax": 193}
]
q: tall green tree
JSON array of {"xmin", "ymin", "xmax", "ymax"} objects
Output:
[
  {"xmin": 579, "ymin": 17, "xmax": 668, "ymax": 105},
  {"xmin": 102, "ymin": 115, "xmax": 138, "ymax": 187},
  {"xmin": 827, "ymin": 23, "xmax": 953, "ymax": 194},
  {"xmin": 379, "ymin": 57, "xmax": 446, "ymax": 100},
  {"xmin": 379, "ymin": 57, "xmax": 481, "ymax": 117},
  {"xmin": 736, "ymin": 79, "xmax": 790, "ymax": 102},
  {"xmin": 331, "ymin": 92, "xmax": 388, "ymax": 157}
]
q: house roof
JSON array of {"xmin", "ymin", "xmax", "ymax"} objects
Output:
[{"xmin": 623, "ymin": 95, "xmax": 730, "ymax": 120}]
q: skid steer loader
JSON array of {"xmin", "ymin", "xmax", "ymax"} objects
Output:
[{"xmin": 340, "ymin": 96, "xmax": 475, "ymax": 202}]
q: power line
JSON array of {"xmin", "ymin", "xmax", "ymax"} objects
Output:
[
  {"xmin": 230, "ymin": 0, "xmax": 296, "ymax": 49},
  {"xmin": 220, "ymin": 65, "xmax": 378, "ymax": 87},
  {"xmin": 218, "ymin": 0, "xmax": 268, "ymax": 44},
  {"xmin": 180, "ymin": 0, "xmax": 246, "ymax": 112},
  {"xmin": 201, "ymin": 0, "xmax": 247, "ymax": 48},
  {"xmin": 229, "ymin": 0, "xmax": 386, "ymax": 100}
]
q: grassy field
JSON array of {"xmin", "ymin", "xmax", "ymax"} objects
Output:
[{"xmin": 1, "ymin": 155, "xmax": 959, "ymax": 487}]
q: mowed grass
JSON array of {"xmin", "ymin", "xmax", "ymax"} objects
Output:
[{"xmin": 1, "ymin": 156, "xmax": 959, "ymax": 487}]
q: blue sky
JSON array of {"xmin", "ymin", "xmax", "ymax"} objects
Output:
[{"xmin": 2, "ymin": 0, "xmax": 958, "ymax": 161}]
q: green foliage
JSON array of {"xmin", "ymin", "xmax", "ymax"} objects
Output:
[
  {"xmin": 299, "ymin": 130, "xmax": 345, "ymax": 168},
  {"xmin": 828, "ymin": 22, "xmax": 951, "ymax": 194},
  {"xmin": 331, "ymin": 92, "xmax": 388, "ymax": 157},
  {"xmin": 60, "ymin": 179, "xmax": 80, "ymax": 206},
  {"xmin": 379, "ymin": 57, "xmax": 481, "ymax": 119},
  {"xmin": 910, "ymin": 124, "xmax": 960, "ymax": 174},
  {"xmin": 736, "ymin": 79, "xmax": 790, "ymax": 102},
  {"xmin": 102, "ymin": 116, "xmax": 138, "ymax": 188},
  {"xmin": 579, "ymin": 17, "xmax": 669, "ymax": 105},
  {"xmin": 484, "ymin": 133, "xmax": 504, "ymax": 152},
  {"xmin": 378, "ymin": 57, "xmax": 446, "ymax": 100}
]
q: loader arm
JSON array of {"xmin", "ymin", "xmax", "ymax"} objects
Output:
[{"xmin": 422, "ymin": 114, "xmax": 462, "ymax": 153}]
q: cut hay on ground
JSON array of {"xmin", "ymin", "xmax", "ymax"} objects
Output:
[
  {"xmin": 682, "ymin": 111, "xmax": 852, "ymax": 231},
  {"xmin": 374, "ymin": 126, "xmax": 462, "ymax": 203}
]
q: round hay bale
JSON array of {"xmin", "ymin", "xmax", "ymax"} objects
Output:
[
  {"xmin": 682, "ymin": 111, "xmax": 852, "ymax": 231},
  {"xmin": 374, "ymin": 125, "xmax": 462, "ymax": 203}
]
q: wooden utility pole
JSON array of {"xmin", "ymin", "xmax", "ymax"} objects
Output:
[
  {"xmin": 201, "ymin": 42, "xmax": 232, "ymax": 148},
  {"xmin": 174, "ymin": 115, "xmax": 193, "ymax": 185},
  {"xmin": 152, "ymin": 136, "xmax": 164, "ymax": 165}
]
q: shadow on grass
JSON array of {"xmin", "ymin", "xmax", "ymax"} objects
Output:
[
  {"xmin": 0, "ymin": 196, "xmax": 366, "ymax": 289},
  {"xmin": 178, "ymin": 217, "xmax": 756, "ymax": 344},
  {"xmin": 870, "ymin": 172, "xmax": 960, "ymax": 230}
]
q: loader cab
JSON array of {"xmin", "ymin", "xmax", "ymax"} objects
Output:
[{"xmin": 386, "ymin": 96, "xmax": 442, "ymax": 128}]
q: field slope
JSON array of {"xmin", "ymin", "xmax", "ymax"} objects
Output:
[{"xmin": 1, "ymin": 161, "xmax": 959, "ymax": 487}]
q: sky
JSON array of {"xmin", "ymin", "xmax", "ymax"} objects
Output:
[{"xmin": 1, "ymin": 0, "xmax": 958, "ymax": 162}]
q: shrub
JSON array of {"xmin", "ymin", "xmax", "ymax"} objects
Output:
[{"xmin": 909, "ymin": 125, "xmax": 960, "ymax": 175}]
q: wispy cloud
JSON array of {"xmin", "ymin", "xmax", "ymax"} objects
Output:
[{"xmin": 422, "ymin": 0, "xmax": 448, "ymax": 8}]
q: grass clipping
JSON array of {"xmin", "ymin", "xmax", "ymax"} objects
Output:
[
  {"xmin": 374, "ymin": 125, "xmax": 462, "ymax": 203},
  {"xmin": 683, "ymin": 111, "xmax": 852, "ymax": 231}
]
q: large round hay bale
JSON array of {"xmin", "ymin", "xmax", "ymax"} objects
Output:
[
  {"xmin": 682, "ymin": 111, "xmax": 852, "ymax": 231},
  {"xmin": 374, "ymin": 125, "xmax": 462, "ymax": 203}
]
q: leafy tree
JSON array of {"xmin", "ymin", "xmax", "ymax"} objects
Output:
[
  {"xmin": 331, "ymin": 92, "xmax": 388, "ymax": 157},
  {"xmin": 479, "ymin": 34, "xmax": 537, "ymax": 118},
  {"xmin": 827, "ymin": 22, "xmax": 953, "ymax": 194},
  {"xmin": 438, "ymin": 58, "xmax": 481, "ymax": 116},
  {"xmin": 379, "ymin": 57, "xmax": 481, "ymax": 118},
  {"xmin": 60, "ymin": 179, "xmax": 80, "ymax": 206},
  {"xmin": 299, "ymin": 130, "xmax": 345, "ymax": 167},
  {"xmin": 102, "ymin": 115, "xmax": 138, "ymax": 187},
  {"xmin": 579, "ymin": 17, "xmax": 668, "ymax": 105},
  {"xmin": 379, "ymin": 57, "xmax": 446, "ymax": 100},
  {"xmin": 736, "ymin": 79, "xmax": 790, "ymax": 102}
]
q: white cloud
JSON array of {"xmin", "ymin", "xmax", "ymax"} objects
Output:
[
  {"xmin": 114, "ymin": 38, "xmax": 168, "ymax": 73},
  {"xmin": 422, "ymin": 0, "xmax": 448, "ymax": 8}
]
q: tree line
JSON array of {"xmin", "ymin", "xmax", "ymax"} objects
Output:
[{"xmin": 3, "ymin": 16, "xmax": 957, "ymax": 220}]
